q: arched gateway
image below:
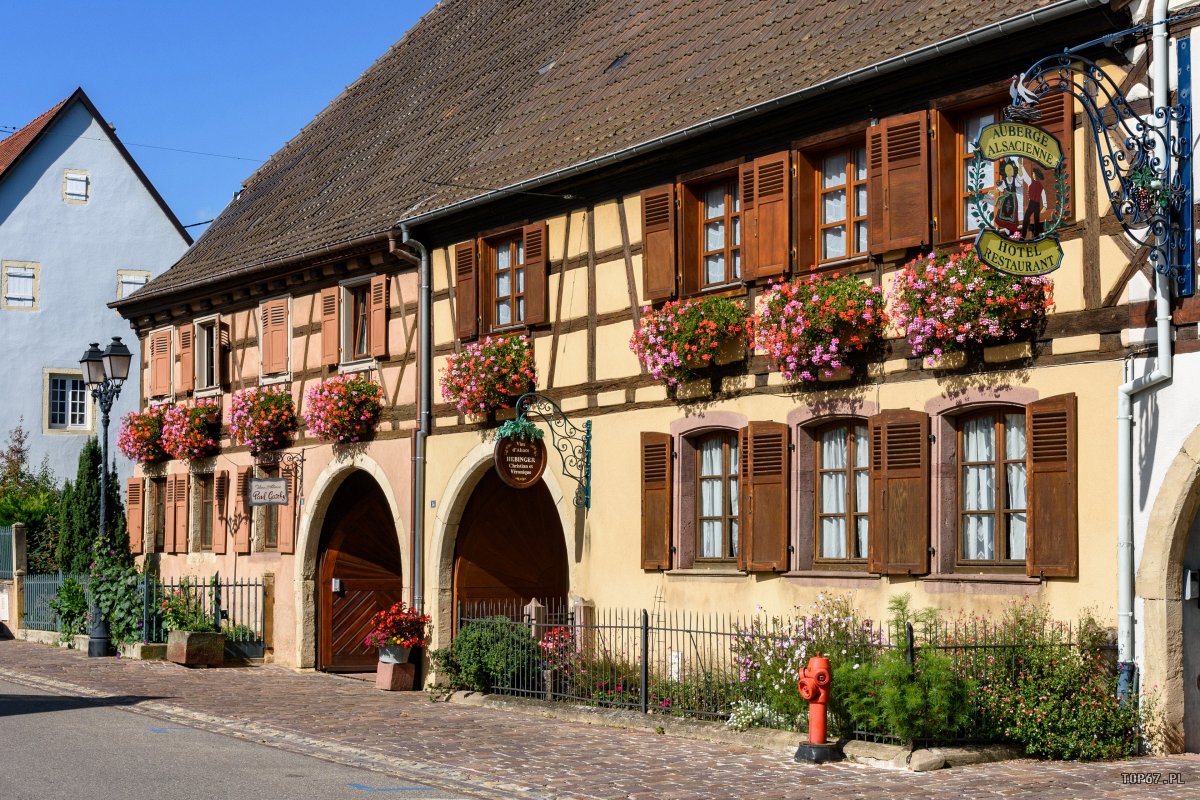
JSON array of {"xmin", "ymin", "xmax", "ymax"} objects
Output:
[{"xmin": 316, "ymin": 471, "xmax": 405, "ymax": 672}]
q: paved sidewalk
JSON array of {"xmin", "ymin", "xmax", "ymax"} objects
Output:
[{"xmin": 1, "ymin": 639, "xmax": 1197, "ymax": 799}]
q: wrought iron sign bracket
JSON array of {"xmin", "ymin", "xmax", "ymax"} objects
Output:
[
  {"xmin": 253, "ymin": 448, "xmax": 306, "ymax": 504},
  {"xmin": 515, "ymin": 393, "xmax": 591, "ymax": 509},
  {"xmin": 1007, "ymin": 33, "xmax": 1193, "ymax": 295}
]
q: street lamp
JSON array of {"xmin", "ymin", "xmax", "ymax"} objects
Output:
[{"xmin": 79, "ymin": 337, "xmax": 131, "ymax": 658}]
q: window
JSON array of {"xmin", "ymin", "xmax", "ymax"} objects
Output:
[
  {"xmin": 815, "ymin": 423, "xmax": 869, "ymax": 562},
  {"xmin": 697, "ymin": 177, "xmax": 741, "ymax": 288},
  {"xmin": 2, "ymin": 261, "xmax": 39, "ymax": 310},
  {"xmin": 63, "ymin": 169, "xmax": 89, "ymax": 203},
  {"xmin": 196, "ymin": 319, "xmax": 218, "ymax": 391},
  {"xmin": 151, "ymin": 477, "xmax": 167, "ymax": 553},
  {"xmin": 817, "ymin": 147, "xmax": 868, "ymax": 263},
  {"xmin": 259, "ymin": 298, "xmax": 290, "ymax": 378},
  {"xmin": 260, "ymin": 466, "xmax": 279, "ymax": 550},
  {"xmin": 958, "ymin": 411, "xmax": 1027, "ymax": 566},
  {"xmin": 695, "ymin": 432, "xmax": 739, "ymax": 561},
  {"xmin": 47, "ymin": 374, "xmax": 88, "ymax": 430},
  {"xmin": 959, "ymin": 108, "xmax": 999, "ymax": 236},
  {"xmin": 148, "ymin": 328, "xmax": 173, "ymax": 398},
  {"xmin": 350, "ymin": 284, "xmax": 371, "ymax": 358},
  {"xmin": 490, "ymin": 235, "xmax": 525, "ymax": 328},
  {"xmin": 117, "ymin": 270, "xmax": 151, "ymax": 299},
  {"xmin": 453, "ymin": 225, "xmax": 546, "ymax": 340},
  {"xmin": 197, "ymin": 473, "xmax": 214, "ymax": 552}
]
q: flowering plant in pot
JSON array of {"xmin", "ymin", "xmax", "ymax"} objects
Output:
[
  {"xmin": 161, "ymin": 399, "xmax": 221, "ymax": 461},
  {"xmin": 888, "ymin": 246, "xmax": 1053, "ymax": 364},
  {"xmin": 628, "ymin": 296, "xmax": 749, "ymax": 386},
  {"xmin": 753, "ymin": 271, "xmax": 887, "ymax": 382},
  {"xmin": 441, "ymin": 334, "xmax": 537, "ymax": 416},
  {"xmin": 362, "ymin": 601, "xmax": 431, "ymax": 663},
  {"xmin": 229, "ymin": 385, "xmax": 297, "ymax": 453},
  {"xmin": 162, "ymin": 576, "xmax": 225, "ymax": 668},
  {"xmin": 302, "ymin": 373, "xmax": 384, "ymax": 443},
  {"xmin": 117, "ymin": 404, "xmax": 170, "ymax": 463}
]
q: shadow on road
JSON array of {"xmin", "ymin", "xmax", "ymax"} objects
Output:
[{"xmin": 0, "ymin": 693, "xmax": 166, "ymax": 718}]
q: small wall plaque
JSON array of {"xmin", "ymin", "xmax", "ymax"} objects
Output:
[{"xmin": 249, "ymin": 477, "xmax": 288, "ymax": 506}]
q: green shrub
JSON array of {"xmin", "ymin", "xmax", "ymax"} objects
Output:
[
  {"xmin": 49, "ymin": 577, "xmax": 89, "ymax": 641},
  {"xmin": 444, "ymin": 618, "xmax": 539, "ymax": 693}
]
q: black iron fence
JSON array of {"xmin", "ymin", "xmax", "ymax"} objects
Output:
[
  {"xmin": 144, "ymin": 575, "xmax": 266, "ymax": 658},
  {"xmin": 454, "ymin": 602, "xmax": 1119, "ymax": 744}
]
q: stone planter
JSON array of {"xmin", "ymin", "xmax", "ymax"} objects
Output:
[
  {"xmin": 166, "ymin": 630, "xmax": 225, "ymax": 668},
  {"xmin": 922, "ymin": 351, "xmax": 968, "ymax": 371},
  {"xmin": 816, "ymin": 365, "xmax": 854, "ymax": 383},
  {"xmin": 378, "ymin": 644, "xmax": 411, "ymax": 664},
  {"xmin": 983, "ymin": 341, "xmax": 1032, "ymax": 364},
  {"xmin": 376, "ymin": 645, "xmax": 415, "ymax": 691}
]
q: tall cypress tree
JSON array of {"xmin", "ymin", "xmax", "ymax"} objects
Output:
[{"xmin": 56, "ymin": 438, "xmax": 127, "ymax": 574}]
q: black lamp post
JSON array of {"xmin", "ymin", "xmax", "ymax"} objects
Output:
[{"xmin": 79, "ymin": 337, "xmax": 132, "ymax": 657}]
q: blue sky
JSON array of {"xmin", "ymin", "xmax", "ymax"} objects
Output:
[{"xmin": 3, "ymin": 1, "xmax": 437, "ymax": 237}]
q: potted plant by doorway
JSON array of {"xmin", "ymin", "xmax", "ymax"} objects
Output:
[
  {"xmin": 363, "ymin": 601, "xmax": 431, "ymax": 691},
  {"xmin": 162, "ymin": 577, "xmax": 225, "ymax": 667}
]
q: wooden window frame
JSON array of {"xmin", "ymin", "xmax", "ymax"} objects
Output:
[
  {"xmin": 45, "ymin": 371, "xmax": 91, "ymax": 433},
  {"xmin": 811, "ymin": 142, "xmax": 869, "ymax": 268},
  {"xmin": 812, "ymin": 420, "xmax": 869, "ymax": 567},
  {"xmin": 694, "ymin": 173, "xmax": 742, "ymax": 291},
  {"xmin": 196, "ymin": 472, "xmax": 215, "ymax": 552},
  {"xmin": 150, "ymin": 476, "xmax": 167, "ymax": 553},
  {"xmin": 692, "ymin": 430, "xmax": 740, "ymax": 564},
  {"xmin": 482, "ymin": 231, "xmax": 527, "ymax": 333},
  {"xmin": 194, "ymin": 316, "xmax": 221, "ymax": 394},
  {"xmin": 339, "ymin": 277, "xmax": 374, "ymax": 366},
  {"xmin": 952, "ymin": 99, "xmax": 1006, "ymax": 240},
  {"xmin": 679, "ymin": 168, "xmax": 743, "ymax": 296},
  {"xmin": 955, "ymin": 407, "xmax": 1027, "ymax": 571}
]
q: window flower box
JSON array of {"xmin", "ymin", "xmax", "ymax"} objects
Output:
[
  {"xmin": 161, "ymin": 399, "xmax": 221, "ymax": 461},
  {"xmin": 629, "ymin": 296, "xmax": 750, "ymax": 387},
  {"xmin": 889, "ymin": 246, "xmax": 1053, "ymax": 366},
  {"xmin": 302, "ymin": 373, "xmax": 384, "ymax": 443},
  {"xmin": 753, "ymin": 271, "xmax": 886, "ymax": 383},
  {"xmin": 441, "ymin": 334, "xmax": 537, "ymax": 416},
  {"xmin": 229, "ymin": 385, "xmax": 298, "ymax": 453},
  {"xmin": 117, "ymin": 405, "xmax": 170, "ymax": 464}
]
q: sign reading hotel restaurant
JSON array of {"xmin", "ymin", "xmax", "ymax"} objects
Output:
[
  {"xmin": 970, "ymin": 119, "xmax": 1068, "ymax": 277},
  {"xmin": 249, "ymin": 477, "xmax": 288, "ymax": 506},
  {"xmin": 494, "ymin": 437, "xmax": 547, "ymax": 490}
]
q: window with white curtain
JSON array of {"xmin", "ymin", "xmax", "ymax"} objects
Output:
[
  {"xmin": 695, "ymin": 431, "xmax": 739, "ymax": 562},
  {"xmin": 818, "ymin": 147, "xmax": 868, "ymax": 263},
  {"xmin": 959, "ymin": 411, "xmax": 1027, "ymax": 565},
  {"xmin": 698, "ymin": 177, "xmax": 741, "ymax": 288},
  {"xmin": 47, "ymin": 374, "xmax": 88, "ymax": 430},
  {"xmin": 815, "ymin": 422, "xmax": 869, "ymax": 562}
]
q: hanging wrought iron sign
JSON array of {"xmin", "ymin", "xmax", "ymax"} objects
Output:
[
  {"xmin": 968, "ymin": 121, "xmax": 1068, "ymax": 276},
  {"xmin": 248, "ymin": 477, "xmax": 289, "ymax": 506},
  {"xmin": 494, "ymin": 436, "xmax": 548, "ymax": 490}
]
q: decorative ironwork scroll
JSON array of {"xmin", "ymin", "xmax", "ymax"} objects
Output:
[
  {"xmin": 253, "ymin": 449, "xmax": 306, "ymax": 502},
  {"xmin": 514, "ymin": 393, "xmax": 591, "ymax": 509},
  {"xmin": 1004, "ymin": 38, "xmax": 1193, "ymax": 294}
]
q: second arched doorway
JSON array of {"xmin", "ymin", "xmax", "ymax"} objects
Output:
[
  {"xmin": 317, "ymin": 471, "xmax": 404, "ymax": 672},
  {"xmin": 453, "ymin": 468, "xmax": 568, "ymax": 616}
]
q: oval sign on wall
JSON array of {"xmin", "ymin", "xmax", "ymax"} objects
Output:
[{"xmin": 494, "ymin": 437, "xmax": 547, "ymax": 489}]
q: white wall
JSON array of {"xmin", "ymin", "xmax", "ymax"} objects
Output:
[{"xmin": 0, "ymin": 100, "xmax": 189, "ymax": 485}]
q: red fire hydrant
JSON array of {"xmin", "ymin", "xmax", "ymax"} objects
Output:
[{"xmin": 797, "ymin": 656, "xmax": 832, "ymax": 745}]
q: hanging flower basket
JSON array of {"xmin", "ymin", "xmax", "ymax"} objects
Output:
[
  {"xmin": 441, "ymin": 334, "xmax": 537, "ymax": 416},
  {"xmin": 629, "ymin": 296, "xmax": 750, "ymax": 387},
  {"xmin": 161, "ymin": 399, "xmax": 221, "ymax": 461},
  {"xmin": 116, "ymin": 405, "xmax": 170, "ymax": 464},
  {"xmin": 754, "ymin": 271, "xmax": 887, "ymax": 383},
  {"xmin": 888, "ymin": 246, "xmax": 1053, "ymax": 365},
  {"xmin": 229, "ymin": 385, "xmax": 298, "ymax": 453},
  {"xmin": 302, "ymin": 373, "xmax": 384, "ymax": 443}
]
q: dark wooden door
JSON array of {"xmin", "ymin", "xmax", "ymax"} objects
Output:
[
  {"xmin": 318, "ymin": 472, "xmax": 404, "ymax": 672},
  {"xmin": 454, "ymin": 469, "xmax": 567, "ymax": 612}
]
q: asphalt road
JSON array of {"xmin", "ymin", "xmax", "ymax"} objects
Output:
[{"xmin": 0, "ymin": 678, "xmax": 470, "ymax": 800}]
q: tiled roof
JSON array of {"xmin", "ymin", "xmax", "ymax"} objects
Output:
[
  {"xmin": 0, "ymin": 97, "xmax": 70, "ymax": 179},
  {"xmin": 129, "ymin": 0, "xmax": 1087, "ymax": 304}
]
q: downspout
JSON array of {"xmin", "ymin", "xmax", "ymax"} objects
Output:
[
  {"xmin": 399, "ymin": 224, "xmax": 431, "ymax": 614},
  {"xmin": 1117, "ymin": 0, "xmax": 1173, "ymax": 697}
]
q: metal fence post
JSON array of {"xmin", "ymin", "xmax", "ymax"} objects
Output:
[
  {"xmin": 905, "ymin": 622, "xmax": 915, "ymax": 670},
  {"xmin": 212, "ymin": 574, "xmax": 222, "ymax": 632},
  {"xmin": 640, "ymin": 609, "xmax": 649, "ymax": 714}
]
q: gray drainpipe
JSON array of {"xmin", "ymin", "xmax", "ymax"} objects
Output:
[{"xmin": 401, "ymin": 223, "xmax": 431, "ymax": 613}]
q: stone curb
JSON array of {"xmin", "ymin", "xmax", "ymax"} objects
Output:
[{"xmin": 842, "ymin": 739, "xmax": 1025, "ymax": 772}]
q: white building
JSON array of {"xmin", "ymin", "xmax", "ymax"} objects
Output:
[{"xmin": 0, "ymin": 88, "xmax": 191, "ymax": 482}]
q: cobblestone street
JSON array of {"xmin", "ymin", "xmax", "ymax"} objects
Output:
[{"xmin": 1, "ymin": 639, "xmax": 1197, "ymax": 799}]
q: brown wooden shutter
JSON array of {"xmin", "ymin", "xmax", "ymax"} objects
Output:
[
  {"xmin": 868, "ymin": 410, "xmax": 930, "ymax": 575},
  {"xmin": 743, "ymin": 152, "xmax": 791, "ymax": 280},
  {"xmin": 278, "ymin": 466, "xmax": 297, "ymax": 555},
  {"xmin": 932, "ymin": 110, "xmax": 961, "ymax": 246},
  {"xmin": 177, "ymin": 324, "xmax": 194, "ymax": 393},
  {"xmin": 454, "ymin": 241, "xmax": 479, "ymax": 340},
  {"xmin": 163, "ymin": 476, "xmax": 177, "ymax": 553},
  {"xmin": 173, "ymin": 474, "xmax": 190, "ymax": 554},
  {"xmin": 234, "ymin": 466, "xmax": 252, "ymax": 554},
  {"xmin": 793, "ymin": 150, "xmax": 817, "ymax": 269},
  {"xmin": 522, "ymin": 222, "xmax": 549, "ymax": 325},
  {"xmin": 259, "ymin": 304, "xmax": 274, "ymax": 374},
  {"xmin": 640, "ymin": 185, "xmax": 677, "ymax": 301},
  {"xmin": 867, "ymin": 112, "xmax": 931, "ymax": 253},
  {"xmin": 738, "ymin": 422, "xmax": 790, "ymax": 572},
  {"xmin": 640, "ymin": 432, "xmax": 673, "ymax": 570},
  {"xmin": 1034, "ymin": 90, "xmax": 1074, "ymax": 221},
  {"xmin": 369, "ymin": 274, "xmax": 388, "ymax": 358},
  {"xmin": 263, "ymin": 299, "xmax": 289, "ymax": 374},
  {"xmin": 318, "ymin": 287, "xmax": 339, "ymax": 366},
  {"xmin": 211, "ymin": 471, "xmax": 228, "ymax": 555},
  {"xmin": 1026, "ymin": 393, "xmax": 1078, "ymax": 578},
  {"xmin": 126, "ymin": 479, "xmax": 144, "ymax": 556},
  {"xmin": 150, "ymin": 331, "xmax": 171, "ymax": 397}
]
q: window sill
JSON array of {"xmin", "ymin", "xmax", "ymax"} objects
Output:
[
  {"xmin": 195, "ymin": 386, "xmax": 223, "ymax": 399},
  {"xmin": 684, "ymin": 282, "xmax": 745, "ymax": 300},
  {"xmin": 666, "ymin": 567, "xmax": 746, "ymax": 578},
  {"xmin": 260, "ymin": 372, "xmax": 291, "ymax": 387},
  {"xmin": 922, "ymin": 573, "xmax": 1041, "ymax": 585},
  {"xmin": 338, "ymin": 359, "xmax": 376, "ymax": 375},
  {"xmin": 44, "ymin": 426, "xmax": 94, "ymax": 436},
  {"xmin": 812, "ymin": 256, "xmax": 873, "ymax": 274},
  {"xmin": 784, "ymin": 570, "xmax": 881, "ymax": 585},
  {"xmin": 487, "ymin": 323, "xmax": 528, "ymax": 336}
]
